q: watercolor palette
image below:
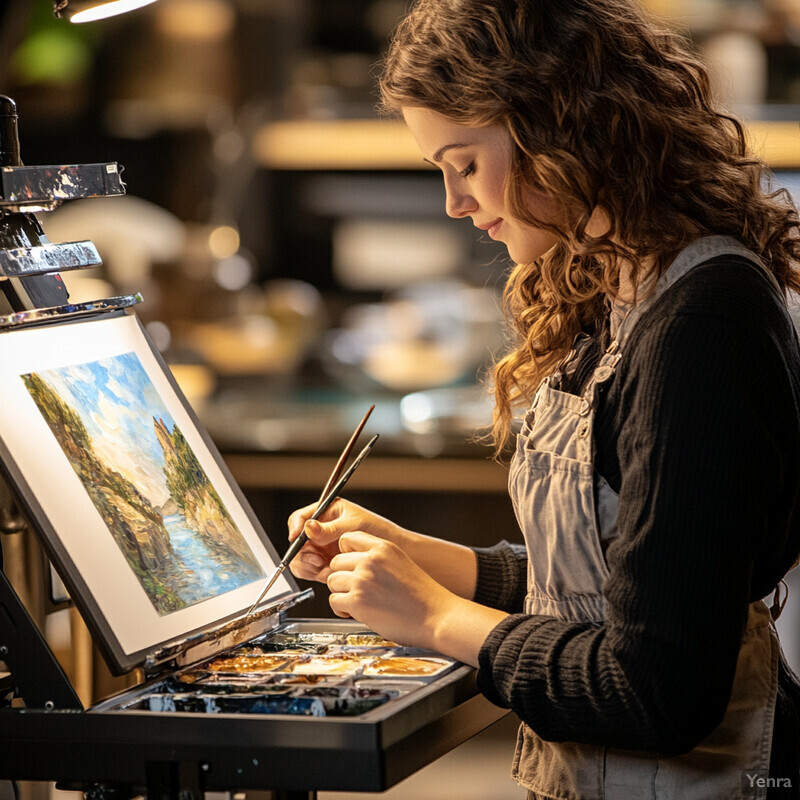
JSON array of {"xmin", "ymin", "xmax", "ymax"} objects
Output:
[
  {"xmin": 106, "ymin": 622, "xmax": 457, "ymax": 718},
  {"xmin": 362, "ymin": 656, "xmax": 453, "ymax": 678},
  {"xmin": 123, "ymin": 685, "xmax": 395, "ymax": 717}
]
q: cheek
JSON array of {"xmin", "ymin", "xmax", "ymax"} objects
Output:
[
  {"xmin": 502, "ymin": 188, "xmax": 569, "ymax": 262},
  {"xmin": 527, "ymin": 192, "xmax": 568, "ymax": 227},
  {"xmin": 478, "ymin": 177, "xmax": 506, "ymax": 210}
]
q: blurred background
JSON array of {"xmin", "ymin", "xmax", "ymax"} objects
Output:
[{"xmin": 1, "ymin": 2, "xmax": 800, "ymax": 796}]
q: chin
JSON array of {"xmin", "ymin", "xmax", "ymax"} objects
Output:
[
  {"xmin": 505, "ymin": 243, "xmax": 528, "ymax": 264},
  {"xmin": 507, "ymin": 246, "xmax": 549, "ymax": 264},
  {"xmin": 509, "ymin": 239, "xmax": 559, "ymax": 264}
]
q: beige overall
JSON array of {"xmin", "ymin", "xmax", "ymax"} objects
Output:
[{"xmin": 508, "ymin": 237, "xmax": 781, "ymax": 799}]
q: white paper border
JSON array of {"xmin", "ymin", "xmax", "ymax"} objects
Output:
[{"xmin": 0, "ymin": 313, "xmax": 291, "ymax": 656}]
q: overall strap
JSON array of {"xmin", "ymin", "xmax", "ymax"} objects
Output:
[
  {"xmin": 585, "ymin": 236, "xmax": 766, "ymax": 407},
  {"xmin": 614, "ymin": 235, "xmax": 765, "ymax": 347}
]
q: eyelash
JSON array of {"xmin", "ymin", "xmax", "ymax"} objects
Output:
[{"xmin": 459, "ymin": 163, "xmax": 475, "ymax": 178}]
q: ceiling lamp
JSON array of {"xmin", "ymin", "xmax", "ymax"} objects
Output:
[{"xmin": 54, "ymin": 0, "xmax": 159, "ymax": 23}]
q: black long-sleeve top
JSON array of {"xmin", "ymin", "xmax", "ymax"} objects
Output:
[{"xmin": 473, "ymin": 256, "xmax": 800, "ymax": 785}]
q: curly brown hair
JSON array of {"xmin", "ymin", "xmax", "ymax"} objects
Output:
[{"xmin": 379, "ymin": 0, "xmax": 800, "ymax": 452}]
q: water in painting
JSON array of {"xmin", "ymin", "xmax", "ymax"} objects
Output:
[{"xmin": 22, "ymin": 351, "xmax": 264, "ymax": 615}]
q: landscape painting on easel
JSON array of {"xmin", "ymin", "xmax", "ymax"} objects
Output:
[{"xmin": 21, "ymin": 352, "xmax": 264, "ymax": 616}]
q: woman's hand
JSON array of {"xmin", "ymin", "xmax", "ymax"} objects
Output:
[
  {"xmin": 287, "ymin": 500, "xmax": 508, "ymax": 663},
  {"xmin": 327, "ymin": 531, "xmax": 509, "ymax": 665},
  {"xmin": 286, "ymin": 498, "xmax": 402, "ymax": 583},
  {"xmin": 326, "ymin": 531, "xmax": 449, "ymax": 648},
  {"xmin": 287, "ymin": 498, "xmax": 481, "ymax": 600}
]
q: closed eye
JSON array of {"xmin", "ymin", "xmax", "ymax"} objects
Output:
[{"xmin": 459, "ymin": 163, "xmax": 475, "ymax": 178}]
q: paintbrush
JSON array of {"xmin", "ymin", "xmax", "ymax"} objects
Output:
[
  {"xmin": 244, "ymin": 433, "xmax": 379, "ymax": 619},
  {"xmin": 316, "ymin": 404, "xmax": 375, "ymax": 502},
  {"xmin": 243, "ymin": 406, "xmax": 376, "ymax": 620}
]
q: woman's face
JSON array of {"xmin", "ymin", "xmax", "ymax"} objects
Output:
[{"xmin": 402, "ymin": 106, "xmax": 562, "ymax": 264}]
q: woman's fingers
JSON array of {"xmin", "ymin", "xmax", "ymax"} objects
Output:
[
  {"xmin": 321, "ymin": 529, "xmax": 409, "ymax": 626},
  {"xmin": 336, "ymin": 530, "xmax": 383, "ymax": 553},
  {"xmin": 326, "ymin": 548, "xmax": 368, "ymax": 587},
  {"xmin": 329, "ymin": 595, "xmax": 353, "ymax": 619},
  {"xmin": 288, "ymin": 501, "xmax": 351, "ymax": 547},
  {"xmin": 325, "ymin": 568, "xmax": 350, "ymax": 594},
  {"xmin": 287, "ymin": 502, "xmax": 318, "ymax": 540},
  {"xmin": 286, "ymin": 500, "xmax": 402, "ymax": 588},
  {"xmin": 287, "ymin": 500, "xmax": 343, "ymax": 541},
  {"xmin": 328, "ymin": 533, "xmax": 389, "ymax": 580},
  {"xmin": 290, "ymin": 550, "xmax": 324, "ymax": 576},
  {"xmin": 299, "ymin": 550, "xmax": 325, "ymax": 570}
]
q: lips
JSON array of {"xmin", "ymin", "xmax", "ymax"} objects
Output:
[{"xmin": 476, "ymin": 219, "xmax": 502, "ymax": 240}]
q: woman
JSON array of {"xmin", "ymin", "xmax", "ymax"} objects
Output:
[{"xmin": 288, "ymin": 0, "xmax": 800, "ymax": 796}]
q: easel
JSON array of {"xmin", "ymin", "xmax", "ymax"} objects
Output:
[
  {"xmin": 0, "ymin": 97, "xmax": 324, "ymax": 800},
  {"xmin": 0, "ymin": 94, "xmax": 134, "ymax": 799},
  {"xmin": 0, "ymin": 90, "xmax": 131, "ymax": 705}
]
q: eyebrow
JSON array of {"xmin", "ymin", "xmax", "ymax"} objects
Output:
[{"xmin": 424, "ymin": 143, "xmax": 469, "ymax": 166}]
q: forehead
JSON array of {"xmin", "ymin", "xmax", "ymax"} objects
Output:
[{"xmin": 402, "ymin": 107, "xmax": 509, "ymax": 160}]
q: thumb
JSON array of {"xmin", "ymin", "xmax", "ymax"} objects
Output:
[
  {"xmin": 287, "ymin": 503, "xmax": 318, "ymax": 540},
  {"xmin": 303, "ymin": 517, "xmax": 347, "ymax": 545}
]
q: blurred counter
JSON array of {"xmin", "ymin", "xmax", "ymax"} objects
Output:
[
  {"xmin": 198, "ymin": 382, "xmax": 508, "ymax": 493},
  {"xmin": 224, "ymin": 450, "xmax": 508, "ymax": 493}
]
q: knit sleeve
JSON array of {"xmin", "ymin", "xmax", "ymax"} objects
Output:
[
  {"xmin": 471, "ymin": 541, "xmax": 528, "ymax": 611},
  {"xmin": 476, "ymin": 263, "xmax": 800, "ymax": 754}
]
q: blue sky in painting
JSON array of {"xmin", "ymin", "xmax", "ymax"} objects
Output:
[{"xmin": 29, "ymin": 352, "xmax": 175, "ymax": 506}]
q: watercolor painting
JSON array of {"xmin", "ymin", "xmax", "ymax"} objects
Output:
[{"xmin": 21, "ymin": 352, "xmax": 264, "ymax": 616}]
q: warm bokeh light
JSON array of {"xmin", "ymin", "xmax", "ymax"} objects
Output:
[
  {"xmin": 67, "ymin": 0, "xmax": 159, "ymax": 23},
  {"xmin": 208, "ymin": 225, "xmax": 241, "ymax": 259}
]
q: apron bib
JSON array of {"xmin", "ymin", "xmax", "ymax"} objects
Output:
[{"xmin": 508, "ymin": 236, "xmax": 781, "ymax": 799}]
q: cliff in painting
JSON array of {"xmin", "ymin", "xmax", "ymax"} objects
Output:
[{"xmin": 22, "ymin": 353, "xmax": 264, "ymax": 616}]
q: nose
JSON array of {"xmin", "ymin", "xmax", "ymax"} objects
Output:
[{"xmin": 444, "ymin": 176, "xmax": 477, "ymax": 219}]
